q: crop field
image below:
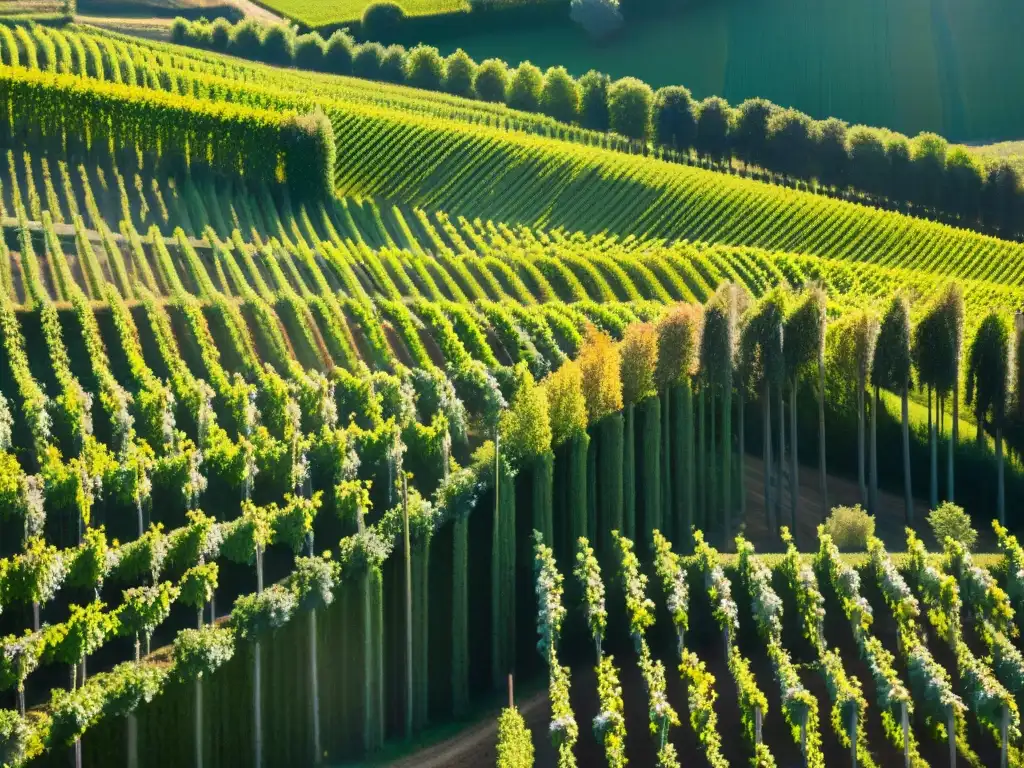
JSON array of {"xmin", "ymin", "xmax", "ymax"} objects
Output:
[
  {"xmin": 433, "ymin": 0, "xmax": 1024, "ymax": 143},
  {"xmin": 256, "ymin": 0, "xmax": 469, "ymax": 26},
  {"xmin": 2, "ymin": 15, "xmax": 1024, "ymax": 768}
]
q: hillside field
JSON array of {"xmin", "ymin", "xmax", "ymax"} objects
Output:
[
  {"xmin": 428, "ymin": 0, "xmax": 1024, "ymax": 143},
  {"xmin": 3, "ymin": 18, "xmax": 1024, "ymax": 768}
]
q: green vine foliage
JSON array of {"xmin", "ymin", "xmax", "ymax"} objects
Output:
[
  {"xmin": 230, "ymin": 584, "xmax": 297, "ymax": 640},
  {"xmin": 0, "ymin": 632, "xmax": 45, "ymax": 695},
  {"xmin": 43, "ymin": 601, "xmax": 119, "ymax": 674},
  {"xmin": 593, "ymin": 655, "xmax": 626, "ymax": 768},
  {"xmin": 496, "ymin": 707, "xmax": 535, "ymax": 768},
  {"xmin": 179, "ymin": 562, "xmax": 219, "ymax": 613},
  {"xmin": 287, "ymin": 554, "xmax": 340, "ymax": 612},
  {"xmin": 651, "ymin": 530, "xmax": 688, "ymax": 648},
  {"xmin": 572, "ymin": 537, "xmax": 606, "ymax": 659},
  {"xmin": 0, "ymin": 708, "xmax": 30, "ymax": 767},
  {"xmin": 994, "ymin": 521, "xmax": 1024, "ymax": 616},
  {"xmin": 116, "ymin": 582, "xmax": 180, "ymax": 655},
  {"xmin": 613, "ymin": 531, "xmax": 654, "ymax": 645},
  {"xmin": 171, "ymin": 626, "xmax": 236, "ymax": 683},
  {"xmin": 679, "ymin": 649, "xmax": 728, "ymax": 768}
]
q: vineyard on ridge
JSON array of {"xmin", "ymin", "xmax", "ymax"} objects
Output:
[{"xmin": 0, "ymin": 13, "xmax": 1023, "ymax": 768}]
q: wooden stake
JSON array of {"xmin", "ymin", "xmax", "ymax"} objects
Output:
[
  {"xmin": 948, "ymin": 708, "xmax": 956, "ymax": 768},
  {"xmin": 127, "ymin": 714, "xmax": 138, "ymax": 768},
  {"xmin": 850, "ymin": 707, "xmax": 857, "ymax": 768},
  {"xmin": 508, "ymin": 674, "xmax": 514, "ymax": 710},
  {"xmin": 1002, "ymin": 704, "xmax": 1009, "ymax": 768},
  {"xmin": 902, "ymin": 701, "xmax": 910, "ymax": 768},
  {"xmin": 755, "ymin": 706, "xmax": 763, "ymax": 745},
  {"xmin": 403, "ymin": 473, "xmax": 413, "ymax": 739}
]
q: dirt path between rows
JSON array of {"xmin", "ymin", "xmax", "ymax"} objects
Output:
[{"xmin": 386, "ymin": 690, "xmax": 549, "ymax": 768}]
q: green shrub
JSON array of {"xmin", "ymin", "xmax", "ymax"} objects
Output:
[
  {"xmin": 353, "ymin": 42, "xmax": 384, "ymax": 80},
  {"xmin": 475, "ymin": 58, "xmax": 509, "ymax": 103},
  {"xmin": 496, "ymin": 707, "xmax": 534, "ymax": 768},
  {"xmin": 227, "ymin": 20, "xmax": 263, "ymax": 60},
  {"xmin": 361, "ymin": 1, "xmax": 406, "ymax": 40},
  {"xmin": 539, "ymin": 66, "xmax": 580, "ymax": 124},
  {"xmin": 379, "ymin": 44, "xmax": 408, "ymax": 84},
  {"xmin": 405, "ymin": 44, "xmax": 444, "ymax": 91},
  {"xmin": 927, "ymin": 502, "xmax": 977, "ymax": 551},
  {"xmin": 210, "ymin": 18, "xmax": 232, "ymax": 51},
  {"xmin": 607, "ymin": 76, "xmax": 653, "ymax": 141},
  {"xmin": 444, "ymin": 49, "xmax": 477, "ymax": 98},
  {"xmin": 259, "ymin": 24, "xmax": 295, "ymax": 67},
  {"xmin": 507, "ymin": 61, "xmax": 543, "ymax": 113},
  {"xmin": 822, "ymin": 504, "xmax": 874, "ymax": 551},
  {"xmin": 323, "ymin": 30, "xmax": 355, "ymax": 75},
  {"xmin": 294, "ymin": 33, "xmax": 326, "ymax": 70}
]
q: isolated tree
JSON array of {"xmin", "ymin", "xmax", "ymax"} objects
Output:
[
  {"xmin": 607, "ymin": 77, "xmax": 653, "ymax": 142},
  {"xmin": 781, "ymin": 287, "xmax": 825, "ymax": 543},
  {"xmin": 379, "ymin": 45, "xmax": 408, "ymax": 84},
  {"xmin": 361, "ymin": 1, "xmax": 406, "ymax": 41},
  {"xmin": 815, "ymin": 117, "xmax": 849, "ymax": 190},
  {"xmin": 739, "ymin": 291, "xmax": 785, "ymax": 532},
  {"xmin": 695, "ymin": 97, "xmax": 731, "ymax": 164},
  {"xmin": 966, "ymin": 313, "xmax": 1011, "ymax": 524},
  {"xmin": 909, "ymin": 132, "xmax": 948, "ymax": 210},
  {"xmin": 444, "ymin": 49, "xmax": 477, "ymax": 98},
  {"xmin": 731, "ymin": 97, "xmax": 777, "ymax": 170},
  {"xmin": 767, "ymin": 108, "xmax": 817, "ymax": 181},
  {"xmin": 872, "ymin": 298, "xmax": 911, "ymax": 521},
  {"xmin": 579, "ymin": 70, "xmax": 611, "ymax": 132},
  {"xmin": 352, "ymin": 42, "xmax": 385, "ymax": 80},
  {"xmin": 570, "ymin": 0, "xmax": 623, "ymax": 41},
  {"xmin": 405, "ymin": 45, "xmax": 444, "ymax": 91},
  {"xmin": 294, "ymin": 33, "xmax": 325, "ymax": 70},
  {"xmin": 847, "ymin": 126, "xmax": 889, "ymax": 198},
  {"xmin": 323, "ymin": 30, "xmax": 355, "ymax": 75},
  {"xmin": 475, "ymin": 58, "xmax": 510, "ymax": 103},
  {"xmin": 655, "ymin": 304, "xmax": 702, "ymax": 547},
  {"xmin": 540, "ymin": 66, "xmax": 581, "ymax": 124},
  {"xmin": 652, "ymin": 86, "xmax": 697, "ymax": 153},
  {"xmin": 507, "ymin": 62, "xmax": 544, "ymax": 113}
]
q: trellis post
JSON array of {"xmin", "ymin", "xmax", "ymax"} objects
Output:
[{"xmin": 902, "ymin": 701, "xmax": 910, "ymax": 768}]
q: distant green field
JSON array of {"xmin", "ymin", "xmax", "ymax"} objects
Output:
[
  {"xmin": 257, "ymin": 0, "xmax": 468, "ymax": 26},
  {"xmin": 421, "ymin": 0, "xmax": 1024, "ymax": 143}
]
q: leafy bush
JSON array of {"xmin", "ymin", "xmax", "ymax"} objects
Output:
[
  {"xmin": 352, "ymin": 42, "xmax": 385, "ymax": 80},
  {"xmin": 361, "ymin": 1, "xmax": 406, "ymax": 40},
  {"xmin": 379, "ymin": 44, "xmax": 408, "ymax": 84},
  {"xmin": 259, "ymin": 25, "xmax": 295, "ymax": 66},
  {"xmin": 475, "ymin": 58, "xmax": 510, "ymax": 103},
  {"xmin": 323, "ymin": 30, "xmax": 355, "ymax": 75},
  {"xmin": 927, "ymin": 502, "xmax": 977, "ymax": 551},
  {"xmin": 0, "ymin": 709, "xmax": 28, "ymax": 767},
  {"xmin": 444, "ymin": 49, "xmax": 477, "ymax": 98},
  {"xmin": 496, "ymin": 707, "xmax": 534, "ymax": 767},
  {"xmin": 822, "ymin": 505, "xmax": 874, "ymax": 552},
  {"xmin": 507, "ymin": 62, "xmax": 543, "ymax": 113},
  {"xmin": 294, "ymin": 33, "xmax": 325, "ymax": 70},
  {"xmin": 405, "ymin": 44, "xmax": 444, "ymax": 91},
  {"xmin": 607, "ymin": 77, "xmax": 653, "ymax": 141}
]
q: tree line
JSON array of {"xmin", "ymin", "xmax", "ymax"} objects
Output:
[{"xmin": 170, "ymin": 15, "xmax": 1024, "ymax": 240}]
